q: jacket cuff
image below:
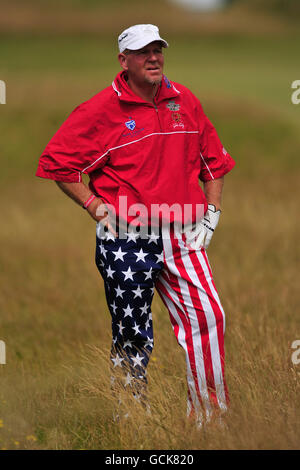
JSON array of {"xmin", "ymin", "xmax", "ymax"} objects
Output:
[
  {"xmin": 36, "ymin": 165, "xmax": 82, "ymax": 183},
  {"xmin": 200, "ymin": 156, "xmax": 236, "ymax": 182}
]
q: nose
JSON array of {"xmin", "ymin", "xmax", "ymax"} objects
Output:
[{"xmin": 148, "ymin": 50, "xmax": 159, "ymax": 61}]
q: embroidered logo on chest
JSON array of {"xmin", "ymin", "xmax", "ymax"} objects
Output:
[
  {"xmin": 166, "ymin": 100, "xmax": 180, "ymax": 112},
  {"xmin": 122, "ymin": 116, "xmax": 145, "ymax": 138},
  {"xmin": 125, "ymin": 118, "xmax": 136, "ymax": 131},
  {"xmin": 171, "ymin": 111, "xmax": 184, "ymax": 129},
  {"xmin": 166, "ymin": 100, "xmax": 184, "ymax": 128}
]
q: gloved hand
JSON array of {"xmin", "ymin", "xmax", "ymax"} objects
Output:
[{"xmin": 184, "ymin": 204, "xmax": 221, "ymax": 250}]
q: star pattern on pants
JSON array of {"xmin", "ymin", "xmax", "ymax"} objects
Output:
[{"xmin": 96, "ymin": 226, "xmax": 164, "ymax": 390}]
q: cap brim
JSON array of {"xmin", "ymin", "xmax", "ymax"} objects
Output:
[{"xmin": 126, "ymin": 38, "xmax": 168, "ymax": 51}]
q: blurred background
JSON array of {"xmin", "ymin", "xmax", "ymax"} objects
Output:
[{"xmin": 0, "ymin": 0, "xmax": 299, "ymax": 450}]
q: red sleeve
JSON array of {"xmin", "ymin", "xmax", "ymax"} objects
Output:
[
  {"xmin": 36, "ymin": 102, "xmax": 109, "ymax": 183},
  {"xmin": 198, "ymin": 104, "xmax": 235, "ymax": 182}
]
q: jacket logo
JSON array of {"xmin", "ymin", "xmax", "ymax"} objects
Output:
[
  {"xmin": 166, "ymin": 100, "xmax": 180, "ymax": 112},
  {"xmin": 171, "ymin": 112, "xmax": 184, "ymax": 129},
  {"xmin": 125, "ymin": 118, "xmax": 136, "ymax": 131}
]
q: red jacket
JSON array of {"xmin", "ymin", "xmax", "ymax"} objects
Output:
[{"xmin": 36, "ymin": 71, "xmax": 235, "ymax": 225}]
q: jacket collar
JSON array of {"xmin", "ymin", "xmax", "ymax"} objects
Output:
[{"xmin": 112, "ymin": 71, "xmax": 180, "ymax": 105}]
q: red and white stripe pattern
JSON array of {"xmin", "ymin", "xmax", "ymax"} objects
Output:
[{"xmin": 156, "ymin": 225, "xmax": 229, "ymax": 423}]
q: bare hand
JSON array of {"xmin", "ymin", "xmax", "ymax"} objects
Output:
[{"xmin": 87, "ymin": 198, "xmax": 117, "ymax": 237}]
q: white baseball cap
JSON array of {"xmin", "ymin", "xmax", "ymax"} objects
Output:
[{"xmin": 118, "ymin": 24, "xmax": 169, "ymax": 53}]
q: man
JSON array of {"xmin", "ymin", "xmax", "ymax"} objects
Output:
[{"xmin": 36, "ymin": 24, "xmax": 235, "ymax": 425}]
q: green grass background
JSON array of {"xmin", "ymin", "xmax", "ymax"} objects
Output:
[{"xmin": 0, "ymin": 0, "xmax": 299, "ymax": 450}]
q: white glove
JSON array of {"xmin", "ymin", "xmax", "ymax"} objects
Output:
[{"xmin": 184, "ymin": 204, "xmax": 221, "ymax": 250}]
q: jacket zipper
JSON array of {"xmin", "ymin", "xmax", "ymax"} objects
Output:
[{"xmin": 154, "ymin": 103, "xmax": 163, "ymax": 132}]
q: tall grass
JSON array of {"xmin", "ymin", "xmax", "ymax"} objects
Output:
[{"xmin": 0, "ymin": 20, "xmax": 300, "ymax": 449}]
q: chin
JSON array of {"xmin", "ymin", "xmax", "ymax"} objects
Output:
[{"xmin": 145, "ymin": 74, "xmax": 162, "ymax": 86}]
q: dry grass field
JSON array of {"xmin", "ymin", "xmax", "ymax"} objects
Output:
[{"xmin": 0, "ymin": 0, "xmax": 299, "ymax": 450}]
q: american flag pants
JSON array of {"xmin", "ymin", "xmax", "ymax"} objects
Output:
[{"xmin": 95, "ymin": 222, "xmax": 229, "ymax": 421}]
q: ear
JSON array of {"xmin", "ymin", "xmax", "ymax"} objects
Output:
[{"xmin": 118, "ymin": 53, "xmax": 128, "ymax": 71}]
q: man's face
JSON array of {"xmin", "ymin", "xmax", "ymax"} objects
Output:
[{"xmin": 118, "ymin": 41, "xmax": 164, "ymax": 86}]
